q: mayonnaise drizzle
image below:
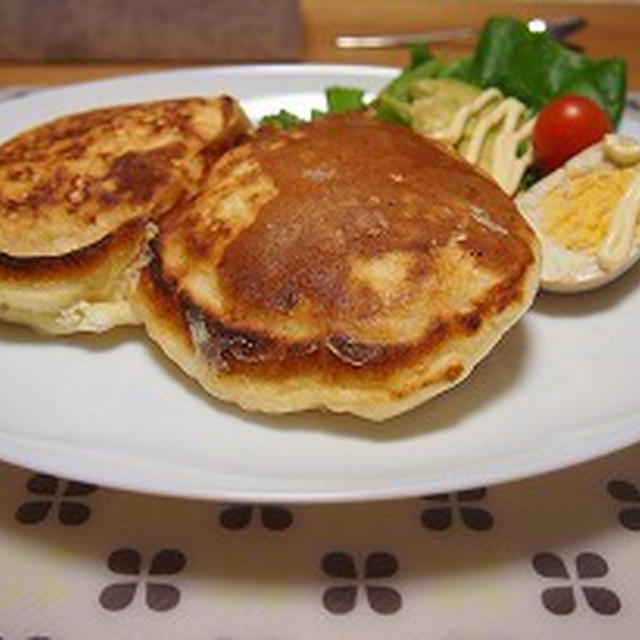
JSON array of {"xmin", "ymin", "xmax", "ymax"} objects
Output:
[
  {"xmin": 429, "ymin": 88, "xmax": 535, "ymax": 196},
  {"xmin": 431, "ymin": 88, "xmax": 502, "ymax": 145},
  {"xmin": 603, "ymin": 134, "xmax": 640, "ymax": 165},
  {"xmin": 596, "ymin": 135, "xmax": 640, "ymax": 272}
]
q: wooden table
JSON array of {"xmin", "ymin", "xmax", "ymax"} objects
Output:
[{"xmin": 0, "ymin": 1, "xmax": 638, "ymax": 89}]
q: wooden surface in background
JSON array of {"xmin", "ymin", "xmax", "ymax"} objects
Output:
[
  {"xmin": 0, "ymin": 0, "xmax": 301, "ymax": 62},
  {"xmin": 0, "ymin": 1, "xmax": 638, "ymax": 88}
]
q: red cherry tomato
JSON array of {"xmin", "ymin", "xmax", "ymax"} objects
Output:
[{"xmin": 533, "ymin": 94, "xmax": 612, "ymax": 174}]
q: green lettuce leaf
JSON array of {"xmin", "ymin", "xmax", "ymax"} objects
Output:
[
  {"xmin": 325, "ymin": 85, "xmax": 366, "ymax": 113},
  {"xmin": 376, "ymin": 16, "xmax": 627, "ymax": 125},
  {"xmin": 259, "ymin": 109, "xmax": 303, "ymax": 129},
  {"xmin": 260, "ymin": 86, "xmax": 366, "ymax": 128},
  {"xmin": 466, "ymin": 16, "xmax": 626, "ymax": 123}
]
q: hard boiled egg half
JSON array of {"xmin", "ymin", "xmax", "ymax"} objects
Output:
[{"xmin": 516, "ymin": 134, "xmax": 640, "ymax": 292}]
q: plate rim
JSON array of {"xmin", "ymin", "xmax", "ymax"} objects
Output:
[
  {"xmin": 1, "ymin": 411, "xmax": 640, "ymax": 503},
  {"xmin": 0, "ymin": 62, "xmax": 399, "ymax": 104}
]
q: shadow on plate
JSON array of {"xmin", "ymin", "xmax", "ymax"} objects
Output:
[
  {"xmin": 534, "ymin": 258, "xmax": 640, "ymax": 318},
  {"xmin": 231, "ymin": 320, "xmax": 533, "ymax": 441},
  {"xmin": 0, "ymin": 320, "xmax": 143, "ymax": 351},
  {"xmin": 0, "ymin": 314, "xmax": 532, "ymax": 442},
  {"xmin": 130, "ymin": 318, "xmax": 530, "ymax": 442}
]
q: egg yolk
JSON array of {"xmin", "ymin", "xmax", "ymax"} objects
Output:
[{"xmin": 540, "ymin": 167, "xmax": 638, "ymax": 253}]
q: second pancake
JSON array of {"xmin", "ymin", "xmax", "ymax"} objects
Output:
[
  {"xmin": 0, "ymin": 95, "xmax": 250, "ymax": 334},
  {"xmin": 133, "ymin": 111, "xmax": 540, "ymax": 420}
]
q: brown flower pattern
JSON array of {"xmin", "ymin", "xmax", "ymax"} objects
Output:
[
  {"xmin": 99, "ymin": 548, "xmax": 186, "ymax": 612},
  {"xmin": 532, "ymin": 551, "xmax": 621, "ymax": 616},
  {"xmin": 607, "ymin": 479, "xmax": 640, "ymax": 530},
  {"xmin": 219, "ymin": 504, "xmax": 293, "ymax": 531},
  {"xmin": 421, "ymin": 488, "xmax": 493, "ymax": 531},
  {"xmin": 321, "ymin": 551, "xmax": 402, "ymax": 615},
  {"xmin": 14, "ymin": 473, "xmax": 97, "ymax": 525}
]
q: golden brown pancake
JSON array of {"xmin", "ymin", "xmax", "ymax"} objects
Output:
[
  {"xmin": 132, "ymin": 111, "xmax": 541, "ymax": 420},
  {"xmin": 0, "ymin": 95, "xmax": 250, "ymax": 333}
]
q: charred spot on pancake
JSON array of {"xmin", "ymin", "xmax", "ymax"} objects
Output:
[
  {"xmin": 99, "ymin": 191, "xmax": 120, "ymax": 207},
  {"xmin": 444, "ymin": 363, "xmax": 464, "ymax": 381},
  {"xmin": 326, "ymin": 333, "xmax": 385, "ymax": 367},
  {"xmin": 146, "ymin": 236, "xmax": 177, "ymax": 298},
  {"xmin": 108, "ymin": 143, "xmax": 186, "ymax": 204},
  {"xmin": 461, "ymin": 311, "xmax": 482, "ymax": 333},
  {"xmin": 274, "ymin": 287, "xmax": 299, "ymax": 312},
  {"xmin": 183, "ymin": 303, "xmax": 277, "ymax": 371},
  {"xmin": 200, "ymin": 127, "xmax": 252, "ymax": 169},
  {"xmin": 135, "ymin": 250, "xmax": 192, "ymax": 345},
  {"xmin": 220, "ymin": 95, "xmax": 238, "ymax": 128},
  {"xmin": 209, "ymin": 321, "xmax": 270, "ymax": 364}
]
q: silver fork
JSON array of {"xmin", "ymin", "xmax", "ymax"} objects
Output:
[{"xmin": 335, "ymin": 15, "xmax": 587, "ymax": 49}]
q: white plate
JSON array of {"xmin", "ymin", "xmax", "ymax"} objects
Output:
[{"xmin": 1, "ymin": 64, "xmax": 640, "ymax": 503}]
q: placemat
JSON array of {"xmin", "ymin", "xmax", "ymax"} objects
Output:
[
  {"xmin": 1, "ymin": 444, "xmax": 640, "ymax": 638},
  {"xmin": 1, "ymin": 85, "xmax": 640, "ymax": 640}
]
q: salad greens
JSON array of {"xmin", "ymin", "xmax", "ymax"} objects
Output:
[
  {"xmin": 325, "ymin": 86, "xmax": 366, "ymax": 113},
  {"xmin": 377, "ymin": 16, "xmax": 627, "ymax": 125},
  {"xmin": 469, "ymin": 17, "xmax": 626, "ymax": 124},
  {"xmin": 259, "ymin": 108, "xmax": 304, "ymax": 129},
  {"xmin": 260, "ymin": 16, "xmax": 627, "ymax": 136},
  {"xmin": 259, "ymin": 85, "xmax": 365, "ymax": 128}
]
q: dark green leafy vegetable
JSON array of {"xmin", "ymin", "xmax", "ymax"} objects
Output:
[
  {"xmin": 260, "ymin": 86, "xmax": 366, "ymax": 128},
  {"xmin": 259, "ymin": 109, "xmax": 303, "ymax": 129},
  {"xmin": 468, "ymin": 17, "xmax": 626, "ymax": 124},
  {"xmin": 409, "ymin": 42, "xmax": 434, "ymax": 69},
  {"xmin": 435, "ymin": 56, "xmax": 474, "ymax": 81},
  {"xmin": 376, "ymin": 16, "xmax": 627, "ymax": 125},
  {"xmin": 519, "ymin": 165, "xmax": 542, "ymax": 190}
]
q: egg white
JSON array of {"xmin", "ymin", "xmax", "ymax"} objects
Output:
[{"xmin": 516, "ymin": 139, "xmax": 640, "ymax": 293}]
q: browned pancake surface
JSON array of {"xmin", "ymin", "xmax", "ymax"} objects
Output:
[
  {"xmin": 0, "ymin": 95, "xmax": 251, "ymax": 334},
  {"xmin": 0, "ymin": 95, "xmax": 249, "ymax": 258},
  {"xmin": 136, "ymin": 111, "xmax": 540, "ymax": 417}
]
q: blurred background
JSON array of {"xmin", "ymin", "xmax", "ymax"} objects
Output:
[{"xmin": 0, "ymin": 1, "xmax": 638, "ymax": 88}]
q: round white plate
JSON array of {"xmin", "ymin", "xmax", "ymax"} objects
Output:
[{"xmin": 1, "ymin": 64, "xmax": 639, "ymax": 503}]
